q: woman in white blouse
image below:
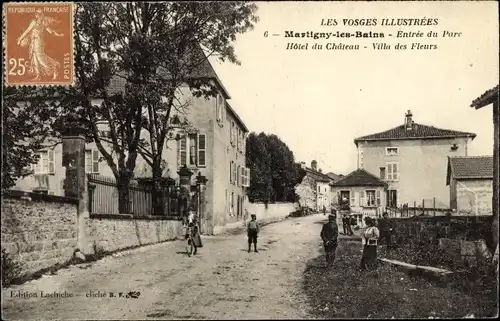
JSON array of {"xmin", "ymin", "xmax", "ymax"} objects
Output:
[{"xmin": 360, "ymin": 216, "xmax": 380, "ymax": 270}]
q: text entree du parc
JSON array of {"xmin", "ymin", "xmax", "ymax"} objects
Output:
[{"xmin": 282, "ymin": 17, "xmax": 462, "ymax": 51}]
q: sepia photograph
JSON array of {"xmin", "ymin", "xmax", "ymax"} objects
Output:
[{"xmin": 1, "ymin": 0, "xmax": 499, "ymax": 319}]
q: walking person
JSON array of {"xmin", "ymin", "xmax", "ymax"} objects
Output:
[
  {"xmin": 247, "ymin": 214, "xmax": 259, "ymax": 253},
  {"xmin": 320, "ymin": 214, "xmax": 339, "ymax": 265},
  {"xmin": 378, "ymin": 212, "xmax": 394, "ymax": 250},
  {"xmin": 185, "ymin": 217, "xmax": 203, "ymax": 256},
  {"xmin": 360, "ymin": 217, "xmax": 380, "ymax": 271},
  {"xmin": 342, "ymin": 214, "xmax": 348, "ymax": 235},
  {"xmin": 348, "ymin": 215, "xmax": 355, "ymax": 235},
  {"xmin": 323, "ymin": 205, "xmax": 327, "ymax": 215}
]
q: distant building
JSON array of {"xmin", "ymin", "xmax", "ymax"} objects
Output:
[
  {"xmin": 295, "ymin": 160, "xmax": 337, "ymax": 211},
  {"xmin": 330, "ymin": 168, "xmax": 387, "ymax": 219},
  {"xmin": 353, "ymin": 110, "xmax": 476, "ymax": 209},
  {"xmin": 447, "ymin": 156, "xmax": 493, "ymax": 216},
  {"xmin": 470, "ymin": 85, "xmax": 499, "ymax": 250}
]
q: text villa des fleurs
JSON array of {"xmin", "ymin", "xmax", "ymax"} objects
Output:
[{"xmin": 283, "ymin": 17, "xmax": 462, "ymax": 51}]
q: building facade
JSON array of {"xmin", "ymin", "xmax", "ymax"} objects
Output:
[
  {"xmin": 12, "ymin": 59, "xmax": 250, "ymax": 235},
  {"xmin": 331, "ymin": 168, "xmax": 387, "ymax": 218},
  {"xmin": 447, "ymin": 156, "xmax": 493, "ymax": 216},
  {"xmin": 470, "ymin": 85, "xmax": 499, "ymax": 251},
  {"xmin": 295, "ymin": 160, "xmax": 336, "ymax": 211},
  {"xmin": 353, "ymin": 110, "xmax": 476, "ymax": 209}
]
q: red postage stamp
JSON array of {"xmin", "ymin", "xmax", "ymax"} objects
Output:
[{"xmin": 3, "ymin": 2, "xmax": 75, "ymax": 86}]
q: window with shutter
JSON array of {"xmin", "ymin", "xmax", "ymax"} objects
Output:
[
  {"xmin": 366, "ymin": 190, "xmax": 376, "ymax": 206},
  {"xmin": 393, "ymin": 163, "xmax": 399, "ymax": 181},
  {"xmin": 376, "ymin": 190, "xmax": 381, "ymax": 206},
  {"xmin": 245, "ymin": 167, "xmax": 250, "ymax": 187},
  {"xmin": 92, "ymin": 150, "xmax": 100, "ymax": 173},
  {"xmin": 33, "ymin": 151, "xmax": 49, "ymax": 174},
  {"xmin": 85, "ymin": 150, "xmax": 93, "ymax": 173},
  {"xmin": 232, "ymin": 162, "xmax": 236, "ymax": 184},
  {"xmin": 386, "ymin": 162, "xmax": 399, "ymax": 181},
  {"xmin": 48, "ymin": 150, "xmax": 55, "ymax": 174},
  {"xmin": 386, "ymin": 163, "xmax": 393, "ymax": 180},
  {"xmin": 197, "ymin": 134, "xmax": 206, "ymax": 167},
  {"xmin": 179, "ymin": 136, "xmax": 187, "ymax": 166},
  {"xmin": 189, "ymin": 134, "xmax": 197, "ymax": 166},
  {"xmin": 351, "ymin": 192, "xmax": 356, "ymax": 206},
  {"xmin": 359, "ymin": 191, "xmax": 365, "ymax": 206},
  {"xmin": 237, "ymin": 165, "xmax": 241, "ymax": 186},
  {"xmin": 229, "ymin": 161, "xmax": 233, "ymax": 183}
]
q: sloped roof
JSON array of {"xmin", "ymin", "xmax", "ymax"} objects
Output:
[
  {"xmin": 326, "ymin": 172, "xmax": 343, "ymax": 182},
  {"xmin": 226, "ymin": 102, "xmax": 249, "ymax": 133},
  {"xmin": 107, "ymin": 46, "xmax": 231, "ymax": 98},
  {"xmin": 354, "ymin": 123, "xmax": 476, "ymax": 145},
  {"xmin": 306, "ymin": 167, "xmax": 331, "ymax": 183},
  {"xmin": 470, "ymin": 85, "xmax": 499, "ymax": 109},
  {"xmin": 331, "ymin": 168, "xmax": 387, "ymax": 187},
  {"xmin": 446, "ymin": 156, "xmax": 494, "ymax": 185}
]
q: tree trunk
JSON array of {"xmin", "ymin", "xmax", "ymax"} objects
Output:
[
  {"xmin": 151, "ymin": 161, "xmax": 164, "ymax": 216},
  {"xmin": 117, "ymin": 175, "xmax": 131, "ymax": 214}
]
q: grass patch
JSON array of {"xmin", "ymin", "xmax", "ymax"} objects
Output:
[{"xmin": 302, "ymin": 240, "xmax": 497, "ymax": 318}]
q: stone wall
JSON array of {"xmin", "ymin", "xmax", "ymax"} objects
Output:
[
  {"xmin": 85, "ymin": 214, "xmax": 184, "ymax": 253},
  {"xmin": 456, "ymin": 179, "xmax": 493, "ymax": 216},
  {"xmin": 212, "ymin": 202, "xmax": 298, "ymax": 234},
  {"xmin": 247, "ymin": 202, "xmax": 298, "ymax": 222},
  {"xmin": 389, "ymin": 215, "xmax": 493, "ymax": 249},
  {"xmin": 1, "ymin": 191, "xmax": 78, "ymax": 275}
]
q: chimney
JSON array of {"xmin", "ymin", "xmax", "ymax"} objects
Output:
[
  {"xmin": 319, "ymin": 168, "xmax": 322, "ymax": 173},
  {"xmin": 300, "ymin": 161, "xmax": 306, "ymax": 170},
  {"xmin": 311, "ymin": 160, "xmax": 317, "ymax": 171},
  {"xmin": 405, "ymin": 110, "xmax": 413, "ymax": 130}
]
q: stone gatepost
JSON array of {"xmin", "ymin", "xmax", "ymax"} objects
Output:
[
  {"xmin": 196, "ymin": 172, "xmax": 208, "ymax": 234},
  {"xmin": 60, "ymin": 114, "xmax": 90, "ymax": 254},
  {"xmin": 178, "ymin": 165, "xmax": 193, "ymax": 221}
]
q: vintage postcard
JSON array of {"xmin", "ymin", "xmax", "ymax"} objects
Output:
[
  {"xmin": 3, "ymin": 2, "xmax": 74, "ymax": 87},
  {"xmin": 1, "ymin": 1, "xmax": 498, "ymax": 320}
]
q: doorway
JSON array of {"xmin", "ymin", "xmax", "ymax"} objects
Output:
[{"xmin": 386, "ymin": 190, "xmax": 398, "ymax": 208}]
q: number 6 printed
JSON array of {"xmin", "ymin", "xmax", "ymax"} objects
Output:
[{"xmin": 8, "ymin": 58, "xmax": 29, "ymax": 76}]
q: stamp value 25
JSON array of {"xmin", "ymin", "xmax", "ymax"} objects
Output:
[{"xmin": 3, "ymin": 2, "xmax": 74, "ymax": 86}]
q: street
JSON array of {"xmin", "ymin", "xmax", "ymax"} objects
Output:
[
  {"xmin": 2, "ymin": 214, "xmax": 330, "ymax": 320},
  {"xmin": 2, "ymin": 213, "xmax": 496, "ymax": 319}
]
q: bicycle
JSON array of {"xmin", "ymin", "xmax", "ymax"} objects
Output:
[{"xmin": 185, "ymin": 233, "xmax": 194, "ymax": 257}]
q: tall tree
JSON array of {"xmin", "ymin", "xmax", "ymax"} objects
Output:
[
  {"xmin": 246, "ymin": 133, "xmax": 272, "ymax": 202},
  {"xmin": 2, "ymin": 86, "xmax": 61, "ymax": 190},
  {"xmin": 61, "ymin": 2, "xmax": 258, "ymax": 213},
  {"xmin": 245, "ymin": 132, "xmax": 305, "ymax": 203}
]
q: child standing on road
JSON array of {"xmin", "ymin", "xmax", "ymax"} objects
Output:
[{"xmin": 247, "ymin": 214, "xmax": 259, "ymax": 253}]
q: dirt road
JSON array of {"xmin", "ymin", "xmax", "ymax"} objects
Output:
[{"xmin": 2, "ymin": 214, "xmax": 332, "ymax": 320}]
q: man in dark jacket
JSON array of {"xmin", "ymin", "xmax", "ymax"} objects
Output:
[
  {"xmin": 378, "ymin": 212, "xmax": 394, "ymax": 250},
  {"xmin": 342, "ymin": 214, "xmax": 348, "ymax": 235},
  {"xmin": 320, "ymin": 214, "xmax": 339, "ymax": 265}
]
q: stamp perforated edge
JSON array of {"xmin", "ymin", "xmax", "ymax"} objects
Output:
[{"xmin": 3, "ymin": 2, "xmax": 76, "ymax": 88}]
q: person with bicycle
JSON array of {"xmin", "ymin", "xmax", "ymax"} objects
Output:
[
  {"xmin": 320, "ymin": 213, "xmax": 339, "ymax": 265},
  {"xmin": 185, "ymin": 216, "xmax": 203, "ymax": 256}
]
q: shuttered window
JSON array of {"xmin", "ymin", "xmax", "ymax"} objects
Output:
[{"xmin": 197, "ymin": 134, "xmax": 206, "ymax": 167}]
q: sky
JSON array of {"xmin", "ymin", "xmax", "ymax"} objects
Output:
[{"xmin": 209, "ymin": 1, "xmax": 499, "ymax": 175}]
